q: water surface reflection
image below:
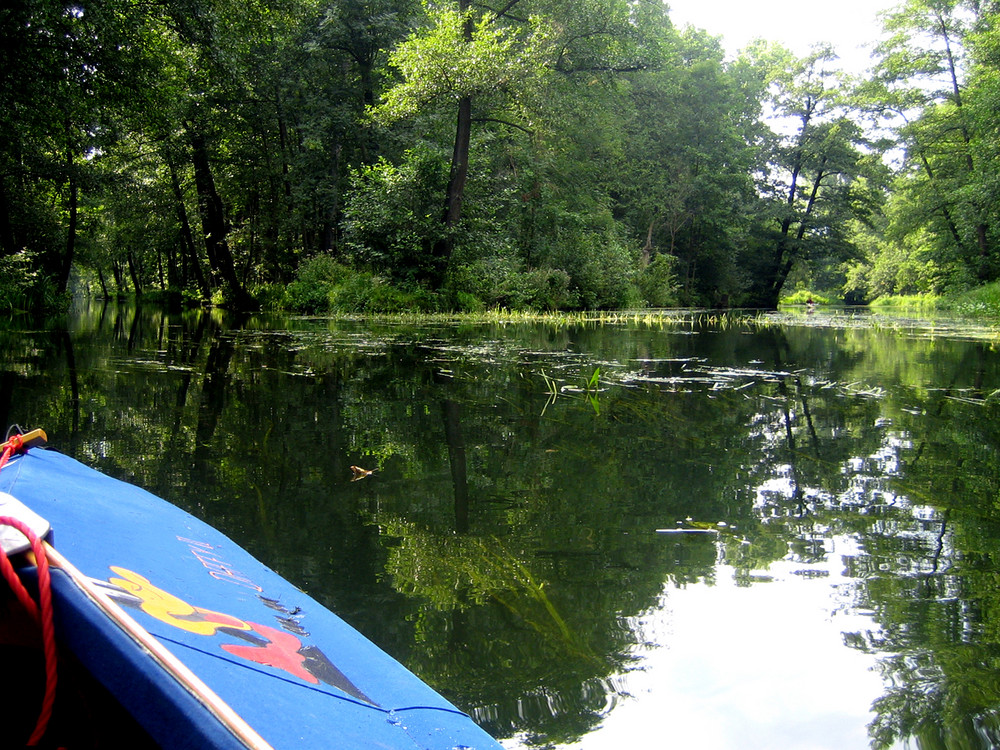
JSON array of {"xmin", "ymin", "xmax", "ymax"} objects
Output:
[
  {"xmin": 582, "ymin": 552, "xmax": 887, "ymax": 750},
  {"xmin": 3, "ymin": 303, "xmax": 1000, "ymax": 748}
]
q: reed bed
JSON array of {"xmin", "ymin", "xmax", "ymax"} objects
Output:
[{"xmin": 320, "ymin": 307, "xmax": 780, "ymax": 331}]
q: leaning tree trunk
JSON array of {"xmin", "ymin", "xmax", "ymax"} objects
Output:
[
  {"xmin": 443, "ymin": 94, "xmax": 472, "ymax": 232},
  {"xmin": 126, "ymin": 250, "xmax": 143, "ymax": 297},
  {"xmin": 186, "ymin": 124, "xmax": 258, "ymax": 311},
  {"xmin": 165, "ymin": 148, "xmax": 210, "ymax": 300},
  {"xmin": 427, "ymin": 0, "xmax": 474, "ymax": 287}
]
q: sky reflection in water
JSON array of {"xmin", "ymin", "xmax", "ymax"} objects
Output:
[{"xmin": 541, "ymin": 546, "xmax": 894, "ymax": 750}]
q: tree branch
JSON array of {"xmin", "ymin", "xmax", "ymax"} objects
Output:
[
  {"xmin": 471, "ymin": 116, "xmax": 534, "ymax": 135},
  {"xmin": 553, "ymin": 62, "xmax": 652, "ymax": 74},
  {"xmin": 484, "ymin": 0, "xmax": 526, "ymax": 22}
]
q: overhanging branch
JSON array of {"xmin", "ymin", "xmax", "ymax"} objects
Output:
[{"xmin": 472, "ymin": 116, "xmax": 534, "ymax": 135}]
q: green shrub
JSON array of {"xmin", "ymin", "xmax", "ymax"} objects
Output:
[
  {"xmin": 250, "ymin": 283, "xmax": 288, "ymax": 312},
  {"xmin": 635, "ymin": 254, "xmax": 679, "ymax": 308},
  {"xmin": 539, "ymin": 227, "xmax": 633, "ymax": 309},
  {"xmin": 286, "ymin": 255, "xmax": 352, "ymax": 313},
  {"xmin": 341, "ymin": 147, "xmax": 449, "ymax": 285},
  {"xmin": 365, "ymin": 282, "xmax": 412, "ymax": 312},
  {"xmin": 619, "ymin": 282, "xmax": 647, "ymax": 310},
  {"xmin": 780, "ymin": 289, "xmax": 836, "ymax": 305},
  {"xmin": 181, "ymin": 287, "xmax": 208, "ymax": 307},
  {"xmin": 869, "ymin": 293, "xmax": 942, "ymax": 311},
  {"xmin": 327, "ymin": 273, "xmax": 416, "ymax": 313},
  {"xmin": 0, "ymin": 251, "xmax": 65, "ymax": 312},
  {"xmin": 945, "ymin": 282, "xmax": 1000, "ymax": 317},
  {"xmin": 452, "ymin": 290, "xmax": 485, "ymax": 313},
  {"xmin": 328, "ymin": 272, "xmax": 376, "ymax": 312},
  {"xmin": 449, "ymin": 256, "xmax": 522, "ymax": 307},
  {"xmin": 512, "ymin": 268, "xmax": 575, "ymax": 310},
  {"xmin": 519, "ymin": 199, "xmax": 638, "ymax": 309},
  {"xmin": 409, "ymin": 288, "xmax": 446, "ymax": 313}
]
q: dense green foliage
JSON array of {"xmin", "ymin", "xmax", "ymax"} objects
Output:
[{"xmin": 3, "ymin": 0, "xmax": 1000, "ymax": 310}]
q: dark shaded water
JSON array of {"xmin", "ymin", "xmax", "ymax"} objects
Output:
[{"xmin": 5, "ymin": 302, "xmax": 1000, "ymax": 749}]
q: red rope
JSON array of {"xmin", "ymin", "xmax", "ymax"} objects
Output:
[
  {"xmin": 0, "ymin": 435, "xmax": 59, "ymax": 745},
  {"xmin": 0, "ymin": 432, "xmax": 23, "ymax": 472}
]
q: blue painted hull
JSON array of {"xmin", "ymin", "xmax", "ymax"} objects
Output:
[{"xmin": 1, "ymin": 448, "xmax": 502, "ymax": 750}]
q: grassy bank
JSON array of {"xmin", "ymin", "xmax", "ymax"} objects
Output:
[
  {"xmin": 780, "ymin": 282, "xmax": 1000, "ymax": 320},
  {"xmin": 869, "ymin": 293, "xmax": 944, "ymax": 312},
  {"xmin": 943, "ymin": 283, "xmax": 1000, "ymax": 317},
  {"xmin": 779, "ymin": 290, "xmax": 838, "ymax": 306},
  {"xmin": 869, "ymin": 283, "xmax": 1000, "ymax": 318}
]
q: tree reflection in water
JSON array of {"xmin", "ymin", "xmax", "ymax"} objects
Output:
[{"xmin": 3, "ymin": 304, "xmax": 1000, "ymax": 748}]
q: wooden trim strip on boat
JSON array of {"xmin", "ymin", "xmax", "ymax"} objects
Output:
[{"xmin": 42, "ymin": 543, "xmax": 275, "ymax": 750}]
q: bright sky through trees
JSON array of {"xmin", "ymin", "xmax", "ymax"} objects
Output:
[{"xmin": 666, "ymin": 0, "xmax": 901, "ymax": 72}]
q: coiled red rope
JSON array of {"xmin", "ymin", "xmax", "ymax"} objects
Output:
[
  {"xmin": 0, "ymin": 431, "xmax": 22, "ymax": 472},
  {"xmin": 0, "ymin": 433, "xmax": 59, "ymax": 745}
]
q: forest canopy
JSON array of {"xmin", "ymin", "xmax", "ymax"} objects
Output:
[{"xmin": 2, "ymin": 0, "xmax": 999, "ymax": 312}]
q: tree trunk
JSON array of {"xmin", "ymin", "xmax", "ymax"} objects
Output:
[
  {"xmin": 111, "ymin": 259, "xmax": 125, "ymax": 294},
  {"xmin": 0, "ymin": 178, "xmax": 14, "ymax": 257},
  {"xmin": 443, "ymin": 94, "xmax": 472, "ymax": 231},
  {"xmin": 165, "ymin": 150, "xmax": 210, "ymax": 300},
  {"xmin": 322, "ymin": 144, "xmax": 343, "ymax": 254},
  {"xmin": 428, "ymin": 0, "xmax": 475, "ymax": 286},
  {"xmin": 426, "ymin": 97, "xmax": 472, "ymax": 287},
  {"xmin": 358, "ymin": 63, "xmax": 379, "ymax": 164},
  {"xmin": 914, "ymin": 148, "xmax": 966, "ymax": 255},
  {"xmin": 59, "ymin": 143, "xmax": 78, "ymax": 295},
  {"xmin": 126, "ymin": 250, "xmax": 143, "ymax": 296},
  {"xmin": 641, "ymin": 220, "xmax": 654, "ymax": 267},
  {"xmin": 938, "ymin": 10, "xmax": 992, "ymax": 274},
  {"xmin": 186, "ymin": 124, "xmax": 258, "ymax": 310},
  {"xmin": 768, "ymin": 160, "xmax": 828, "ymax": 306},
  {"xmin": 96, "ymin": 266, "xmax": 109, "ymax": 298}
]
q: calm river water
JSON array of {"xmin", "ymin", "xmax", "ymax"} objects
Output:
[{"xmin": 5, "ymin": 302, "xmax": 1000, "ymax": 749}]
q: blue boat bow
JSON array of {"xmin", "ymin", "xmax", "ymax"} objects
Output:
[{"xmin": 0, "ymin": 445, "xmax": 503, "ymax": 750}]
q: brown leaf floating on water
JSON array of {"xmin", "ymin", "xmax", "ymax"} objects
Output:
[{"xmin": 350, "ymin": 465, "xmax": 374, "ymax": 482}]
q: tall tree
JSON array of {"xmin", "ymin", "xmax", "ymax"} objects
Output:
[
  {"xmin": 743, "ymin": 45, "xmax": 885, "ymax": 308},
  {"xmin": 869, "ymin": 0, "xmax": 995, "ymax": 285},
  {"xmin": 966, "ymin": 4, "xmax": 1000, "ymax": 268},
  {"xmin": 0, "ymin": 0, "xmax": 157, "ymax": 295},
  {"xmin": 618, "ymin": 27, "xmax": 764, "ymax": 305},
  {"xmin": 372, "ymin": 1, "xmax": 544, "ymax": 284},
  {"xmin": 371, "ymin": 0, "xmax": 656, "ymax": 289}
]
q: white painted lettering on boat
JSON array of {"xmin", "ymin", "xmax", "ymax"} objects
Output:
[{"xmin": 177, "ymin": 537, "xmax": 263, "ymax": 592}]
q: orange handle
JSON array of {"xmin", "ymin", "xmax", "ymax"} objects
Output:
[{"xmin": 1, "ymin": 428, "xmax": 47, "ymax": 452}]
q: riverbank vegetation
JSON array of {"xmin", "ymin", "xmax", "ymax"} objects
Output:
[
  {"xmin": 867, "ymin": 281, "xmax": 1000, "ymax": 317},
  {"xmin": 3, "ymin": 0, "xmax": 1000, "ymax": 313}
]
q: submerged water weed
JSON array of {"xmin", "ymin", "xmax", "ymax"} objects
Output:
[
  {"xmin": 586, "ymin": 367, "xmax": 601, "ymax": 415},
  {"xmin": 539, "ymin": 367, "xmax": 602, "ymax": 416},
  {"xmin": 540, "ymin": 370, "xmax": 560, "ymax": 416},
  {"xmin": 22, "ymin": 300, "xmax": 1000, "ymax": 750},
  {"xmin": 697, "ymin": 311, "xmax": 777, "ymax": 331}
]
